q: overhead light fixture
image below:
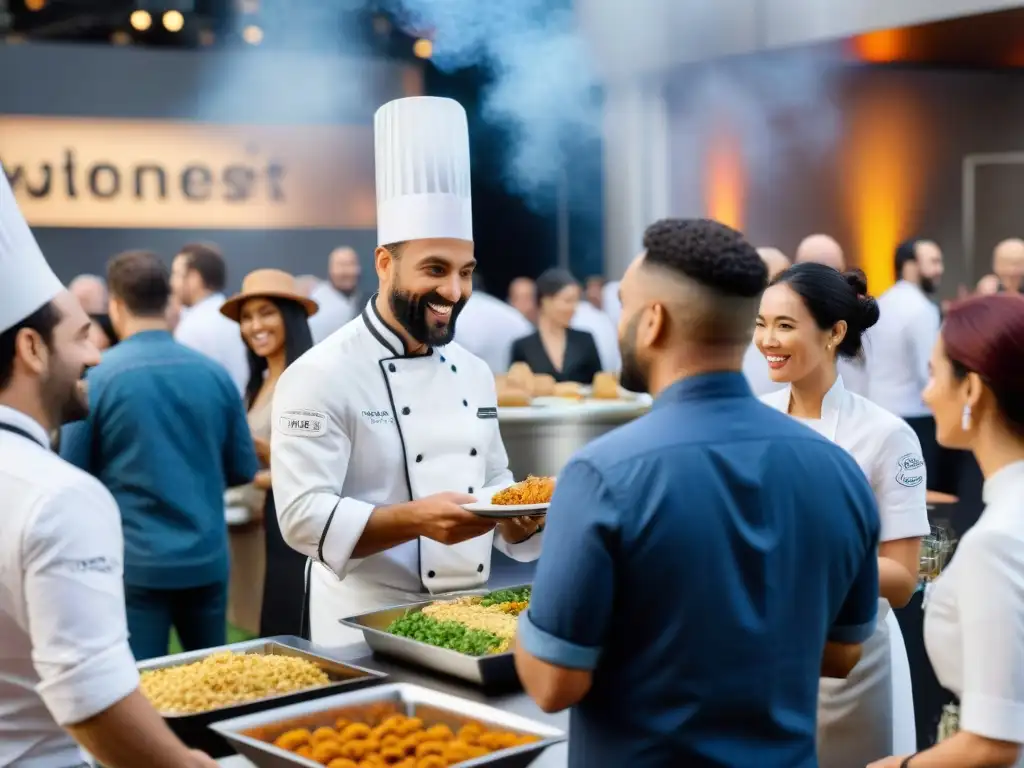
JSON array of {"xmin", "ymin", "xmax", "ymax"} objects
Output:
[
  {"xmin": 24, "ymin": 0, "xmax": 46, "ymax": 10},
  {"xmin": 162, "ymin": 9, "xmax": 184, "ymax": 32},
  {"xmin": 412, "ymin": 38, "xmax": 432, "ymax": 59},
  {"xmin": 129, "ymin": 9, "xmax": 152, "ymax": 31},
  {"xmin": 242, "ymin": 24, "xmax": 263, "ymax": 45}
]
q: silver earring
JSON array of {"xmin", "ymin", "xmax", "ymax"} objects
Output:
[{"xmin": 961, "ymin": 404, "xmax": 972, "ymax": 431}]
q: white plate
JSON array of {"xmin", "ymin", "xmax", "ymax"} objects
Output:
[{"xmin": 462, "ymin": 501, "xmax": 550, "ymax": 518}]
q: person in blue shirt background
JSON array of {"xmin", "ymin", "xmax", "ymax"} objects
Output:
[
  {"xmin": 515, "ymin": 218, "xmax": 882, "ymax": 767},
  {"xmin": 61, "ymin": 250, "xmax": 258, "ymax": 660}
]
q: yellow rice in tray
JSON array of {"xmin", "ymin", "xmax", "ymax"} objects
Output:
[{"xmin": 422, "ymin": 597, "xmax": 519, "ymax": 652}]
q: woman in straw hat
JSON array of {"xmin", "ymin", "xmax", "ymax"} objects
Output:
[{"xmin": 221, "ymin": 269, "xmax": 317, "ymax": 638}]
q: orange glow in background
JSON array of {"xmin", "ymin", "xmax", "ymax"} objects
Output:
[
  {"xmin": 704, "ymin": 125, "xmax": 745, "ymax": 231},
  {"xmin": 842, "ymin": 90, "xmax": 927, "ymax": 295},
  {"xmin": 851, "ymin": 29, "xmax": 910, "ymax": 63}
]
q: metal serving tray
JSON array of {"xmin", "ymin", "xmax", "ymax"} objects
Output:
[
  {"xmin": 137, "ymin": 635, "xmax": 387, "ymax": 757},
  {"xmin": 210, "ymin": 682, "xmax": 565, "ymax": 768},
  {"xmin": 339, "ymin": 586, "xmax": 529, "ymax": 687}
]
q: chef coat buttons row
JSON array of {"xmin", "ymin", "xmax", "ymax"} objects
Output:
[
  {"xmin": 463, "ymin": 399, "xmax": 468, "ymax": 407},
  {"xmin": 388, "ymin": 363, "xmax": 396, "ymax": 372},
  {"xmin": 416, "ymin": 454, "xmax": 423, "ymax": 463},
  {"xmin": 468, "ymin": 487, "xmax": 474, "ymax": 493},
  {"xmin": 470, "ymin": 448, "xmax": 477, "ymax": 456},
  {"xmin": 402, "ymin": 407, "xmax": 410, "ymax": 415},
  {"xmin": 427, "ymin": 570, "xmax": 435, "ymax": 578},
  {"xmin": 477, "ymin": 564, "xmax": 484, "ymax": 573}
]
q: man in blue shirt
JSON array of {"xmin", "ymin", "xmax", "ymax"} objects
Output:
[
  {"xmin": 515, "ymin": 219, "xmax": 880, "ymax": 767},
  {"xmin": 61, "ymin": 250, "xmax": 258, "ymax": 660}
]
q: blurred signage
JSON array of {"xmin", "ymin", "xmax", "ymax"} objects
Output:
[{"xmin": 0, "ymin": 115, "xmax": 377, "ymax": 230}]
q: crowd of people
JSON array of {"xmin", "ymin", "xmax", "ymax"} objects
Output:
[{"xmin": 1, "ymin": 92, "xmax": 1022, "ymax": 768}]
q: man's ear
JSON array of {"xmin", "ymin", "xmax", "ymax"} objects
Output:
[
  {"xmin": 374, "ymin": 246, "xmax": 393, "ymax": 281},
  {"xmin": 14, "ymin": 326, "xmax": 50, "ymax": 377}
]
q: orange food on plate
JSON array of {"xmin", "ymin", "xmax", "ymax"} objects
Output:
[
  {"xmin": 591, "ymin": 371, "xmax": 621, "ymax": 400},
  {"xmin": 491, "ymin": 476, "xmax": 555, "ymax": 506},
  {"xmin": 269, "ymin": 712, "xmax": 539, "ymax": 767}
]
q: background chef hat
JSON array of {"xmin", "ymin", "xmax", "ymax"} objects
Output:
[
  {"xmin": 374, "ymin": 96, "xmax": 473, "ymax": 247},
  {"xmin": 0, "ymin": 165, "xmax": 63, "ymax": 334}
]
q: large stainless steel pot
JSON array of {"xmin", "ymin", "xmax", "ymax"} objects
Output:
[{"xmin": 497, "ymin": 399, "xmax": 651, "ymax": 479}]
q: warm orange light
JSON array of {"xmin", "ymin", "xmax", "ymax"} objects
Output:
[
  {"xmin": 24, "ymin": 0, "xmax": 45, "ymax": 10},
  {"xmin": 704, "ymin": 125, "xmax": 745, "ymax": 231},
  {"xmin": 852, "ymin": 29, "xmax": 908, "ymax": 64},
  {"xmin": 413, "ymin": 38, "xmax": 433, "ymax": 59},
  {"xmin": 843, "ymin": 88, "xmax": 928, "ymax": 294}
]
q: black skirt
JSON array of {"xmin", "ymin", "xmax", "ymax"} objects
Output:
[{"xmin": 259, "ymin": 492, "xmax": 310, "ymax": 639}]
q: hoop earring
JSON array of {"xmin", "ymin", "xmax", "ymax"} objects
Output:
[{"xmin": 961, "ymin": 404, "xmax": 972, "ymax": 432}]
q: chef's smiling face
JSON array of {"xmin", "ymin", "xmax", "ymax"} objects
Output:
[
  {"xmin": 755, "ymin": 283, "xmax": 838, "ymax": 383},
  {"xmin": 377, "ymin": 238, "xmax": 475, "ymax": 350},
  {"xmin": 239, "ymin": 297, "xmax": 286, "ymax": 359}
]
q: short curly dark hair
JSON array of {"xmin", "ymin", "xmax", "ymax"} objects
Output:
[{"xmin": 642, "ymin": 218, "xmax": 768, "ymax": 298}]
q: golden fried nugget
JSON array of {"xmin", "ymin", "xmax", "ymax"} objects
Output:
[
  {"xmin": 311, "ymin": 740, "xmax": 344, "ymax": 764},
  {"xmin": 274, "ymin": 728, "xmax": 312, "ymax": 750},
  {"xmin": 311, "ymin": 726, "xmax": 340, "ymax": 744},
  {"xmin": 296, "ymin": 745, "xmax": 314, "ymax": 759},
  {"xmin": 414, "ymin": 740, "xmax": 445, "ymax": 758},
  {"xmin": 327, "ymin": 760, "xmax": 359, "ymax": 768},
  {"xmin": 340, "ymin": 740, "xmax": 371, "ymax": 761},
  {"xmin": 423, "ymin": 724, "xmax": 453, "ymax": 742},
  {"xmin": 466, "ymin": 744, "xmax": 488, "ymax": 758},
  {"xmin": 415, "ymin": 757, "xmax": 446, "ymax": 768},
  {"xmin": 399, "ymin": 717, "xmax": 424, "ymax": 736},
  {"xmin": 341, "ymin": 723, "xmax": 373, "ymax": 741},
  {"xmin": 378, "ymin": 746, "xmax": 406, "ymax": 765},
  {"xmin": 442, "ymin": 741, "xmax": 471, "ymax": 762},
  {"xmin": 334, "ymin": 717, "xmax": 351, "ymax": 731},
  {"xmin": 380, "ymin": 734, "xmax": 401, "ymax": 749}
]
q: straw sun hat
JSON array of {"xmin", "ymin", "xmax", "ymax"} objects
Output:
[{"xmin": 220, "ymin": 268, "xmax": 319, "ymax": 322}]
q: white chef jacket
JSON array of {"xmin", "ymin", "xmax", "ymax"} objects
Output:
[
  {"xmin": 867, "ymin": 281, "xmax": 941, "ymax": 418},
  {"xmin": 762, "ymin": 376, "xmax": 930, "ymax": 758},
  {"xmin": 601, "ymin": 280, "xmax": 621, "ymax": 327},
  {"xmin": 0, "ymin": 406, "xmax": 138, "ymax": 768},
  {"xmin": 454, "ymin": 292, "xmax": 534, "ymax": 374},
  {"xmin": 572, "ymin": 301, "xmax": 621, "ymax": 372},
  {"xmin": 271, "ymin": 298, "xmax": 543, "ymax": 642},
  {"xmin": 925, "ymin": 460, "xmax": 1024, "ymax": 759},
  {"xmin": 173, "ymin": 292, "xmax": 249, "ymax": 396},
  {"xmin": 308, "ymin": 284, "xmax": 359, "ymax": 345}
]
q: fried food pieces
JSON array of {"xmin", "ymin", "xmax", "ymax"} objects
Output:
[
  {"xmin": 490, "ymin": 476, "xmax": 554, "ymax": 506},
  {"xmin": 269, "ymin": 711, "xmax": 540, "ymax": 766}
]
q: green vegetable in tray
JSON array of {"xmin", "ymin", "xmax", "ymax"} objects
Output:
[
  {"xmin": 480, "ymin": 586, "xmax": 531, "ymax": 607},
  {"xmin": 385, "ymin": 611, "xmax": 503, "ymax": 656}
]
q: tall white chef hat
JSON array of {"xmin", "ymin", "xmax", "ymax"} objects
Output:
[
  {"xmin": 374, "ymin": 96, "xmax": 473, "ymax": 247},
  {"xmin": 0, "ymin": 165, "xmax": 63, "ymax": 334}
]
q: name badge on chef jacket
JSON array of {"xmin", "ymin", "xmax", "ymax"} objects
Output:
[{"xmin": 477, "ymin": 407, "xmax": 497, "ymax": 420}]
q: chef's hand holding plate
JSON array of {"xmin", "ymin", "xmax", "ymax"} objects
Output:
[
  {"xmin": 497, "ymin": 515, "xmax": 544, "ymax": 544},
  {"xmin": 416, "ymin": 491, "xmax": 496, "ymax": 544}
]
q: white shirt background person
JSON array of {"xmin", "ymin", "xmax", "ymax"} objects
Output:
[{"xmin": 455, "ymin": 290, "xmax": 534, "ymax": 374}]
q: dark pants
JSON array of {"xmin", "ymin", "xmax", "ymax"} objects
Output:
[
  {"xmin": 125, "ymin": 580, "xmax": 228, "ymax": 660},
  {"xmin": 260, "ymin": 492, "xmax": 308, "ymax": 638}
]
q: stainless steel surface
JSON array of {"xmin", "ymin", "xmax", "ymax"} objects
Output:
[
  {"xmin": 139, "ymin": 637, "xmax": 385, "ymax": 718},
  {"xmin": 211, "ymin": 682, "xmax": 565, "ymax": 768},
  {"xmin": 214, "ymin": 640, "xmax": 570, "ymax": 767},
  {"xmin": 340, "ymin": 589, "xmax": 528, "ymax": 686},
  {"xmin": 138, "ymin": 636, "xmax": 387, "ymax": 757},
  {"xmin": 498, "ymin": 401, "xmax": 649, "ymax": 478}
]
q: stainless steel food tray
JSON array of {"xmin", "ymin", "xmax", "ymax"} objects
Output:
[
  {"xmin": 138, "ymin": 635, "xmax": 387, "ymax": 757},
  {"xmin": 339, "ymin": 587, "xmax": 529, "ymax": 687},
  {"xmin": 210, "ymin": 682, "xmax": 565, "ymax": 768}
]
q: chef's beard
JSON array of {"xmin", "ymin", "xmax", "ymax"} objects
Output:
[
  {"xmin": 920, "ymin": 275, "xmax": 938, "ymax": 295},
  {"xmin": 41, "ymin": 360, "xmax": 90, "ymax": 427},
  {"xmin": 389, "ymin": 287, "xmax": 466, "ymax": 347},
  {"xmin": 618, "ymin": 311, "xmax": 650, "ymax": 394}
]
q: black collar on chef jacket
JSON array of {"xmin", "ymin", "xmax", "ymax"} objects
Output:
[{"xmin": 361, "ymin": 294, "xmax": 437, "ymax": 360}]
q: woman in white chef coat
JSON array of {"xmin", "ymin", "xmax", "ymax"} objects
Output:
[
  {"xmin": 756, "ymin": 263, "xmax": 929, "ymax": 768},
  {"xmin": 870, "ymin": 294, "xmax": 1024, "ymax": 768}
]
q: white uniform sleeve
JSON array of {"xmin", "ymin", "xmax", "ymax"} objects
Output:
[
  {"xmin": 270, "ymin": 362, "xmax": 375, "ymax": 578},
  {"xmin": 954, "ymin": 529, "xmax": 1024, "ymax": 743},
  {"xmin": 476, "ymin": 370, "xmax": 544, "ymax": 563},
  {"xmin": 873, "ymin": 422, "xmax": 931, "ymax": 542},
  {"xmin": 23, "ymin": 480, "xmax": 139, "ymax": 726}
]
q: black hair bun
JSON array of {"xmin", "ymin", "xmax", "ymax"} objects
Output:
[{"xmin": 842, "ymin": 269, "xmax": 880, "ymax": 332}]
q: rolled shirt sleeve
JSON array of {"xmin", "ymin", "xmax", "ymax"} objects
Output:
[
  {"xmin": 956, "ymin": 531, "xmax": 1024, "ymax": 743},
  {"xmin": 24, "ymin": 480, "xmax": 139, "ymax": 726},
  {"xmin": 828, "ymin": 527, "xmax": 880, "ymax": 644},
  {"xmin": 874, "ymin": 423, "xmax": 931, "ymax": 542},
  {"xmin": 270, "ymin": 361, "xmax": 374, "ymax": 578},
  {"xmin": 518, "ymin": 458, "xmax": 617, "ymax": 671}
]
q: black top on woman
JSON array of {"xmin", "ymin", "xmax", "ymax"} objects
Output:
[{"xmin": 510, "ymin": 269, "xmax": 602, "ymax": 384}]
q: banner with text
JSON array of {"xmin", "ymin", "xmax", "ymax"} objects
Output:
[{"xmin": 0, "ymin": 116, "xmax": 377, "ymax": 230}]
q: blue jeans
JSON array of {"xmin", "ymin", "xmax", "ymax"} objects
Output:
[{"xmin": 124, "ymin": 580, "xmax": 228, "ymax": 661}]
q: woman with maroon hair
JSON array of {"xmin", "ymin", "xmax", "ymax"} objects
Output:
[{"xmin": 871, "ymin": 294, "xmax": 1024, "ymax": 768}]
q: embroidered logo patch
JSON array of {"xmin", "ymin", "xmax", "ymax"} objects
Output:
[
  {"xmin": 277, "ymin": 409, "xmax": 327, "ymax": 437},
  {"xmin": 895, "ymin": 453, "xmax": 925, "ymax": 488},
  {"xmin": 477, "ymin": 407, "xmax": 497, "ymax": 420}
]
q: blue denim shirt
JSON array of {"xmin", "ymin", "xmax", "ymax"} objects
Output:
[
  {"xmin": 61, "ymin": 330, "xmax": 258, "ymax": 589},
  {"xmin": 519, "ymin": 372, "xmax": 881, "ymax": 767}
]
